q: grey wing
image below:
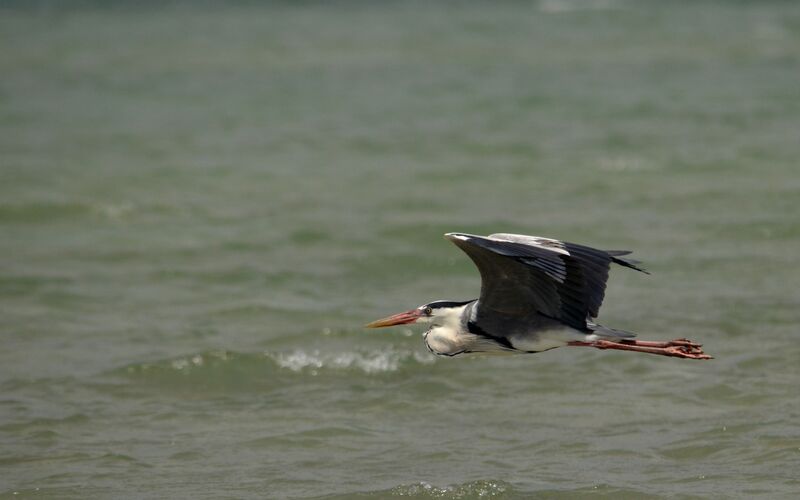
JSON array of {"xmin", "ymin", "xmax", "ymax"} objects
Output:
[{"xmin": 445, "ymin": 233, "xmax": 647, "ymax": 331}]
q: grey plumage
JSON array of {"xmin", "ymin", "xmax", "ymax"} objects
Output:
[
  {"xmin": 366, "ymin": 232, "xmax": 711, "ymax": 359},
  {"xmin": 445, "ymin": 233, "xmax": 647, "ymax": 335}
]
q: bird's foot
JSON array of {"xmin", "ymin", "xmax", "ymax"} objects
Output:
[
  {"xmin": 621, "ymin": 337, "xmax": 711, "ymax": 358},
  {"xmin": 660, "ymin": 338, "xmax": 713, "ymax": 360}
]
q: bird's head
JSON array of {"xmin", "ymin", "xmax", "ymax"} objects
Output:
[{"xmin": 365, "ymin": 300, "xmax": 473, "ymax": 329}]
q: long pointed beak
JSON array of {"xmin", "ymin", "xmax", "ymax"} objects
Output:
[{"xmin": 365, "ymin": 309, "xmax": 422, "ymax": 328}]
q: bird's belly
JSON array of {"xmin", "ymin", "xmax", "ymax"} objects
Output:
[{"xmin": 508, "ymin": 328, "xmax": 584, "ymax": 352}]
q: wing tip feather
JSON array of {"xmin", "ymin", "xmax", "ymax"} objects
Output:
[
  {"xmin": 444, "ymin": 232, "xmax": 472, "ymax": 241},
  {"xmin": 610, "ymin": 255, "xmax": 650, "ymax": 275}
]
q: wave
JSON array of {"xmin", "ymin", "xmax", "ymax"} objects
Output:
[
  {"xmin": 315, "ymin": 479, "xmax": 666, "ymax": 499},
  {"xmin": 315, "ymin": 480, "xmax": 515, "ymax": 499},
  {"xmin": 0, "ymin": 200, "xmax": 136, "ymax": 223},
  {"xmin": 267, "ymin": 348, "xmax": 435, "ymax": 375},
  {"xmin": 116, "ymin": 347, "xmax": 437, "ymax": 382}
]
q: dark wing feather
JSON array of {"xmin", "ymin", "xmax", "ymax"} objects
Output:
[{"xmin": 445, "ymin": 233, "xmax": 647, "ymax": 331}]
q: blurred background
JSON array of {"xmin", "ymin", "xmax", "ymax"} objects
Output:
[{"xmin": 1, "ymin": 1, "xmax": 799, "ymax": 498}]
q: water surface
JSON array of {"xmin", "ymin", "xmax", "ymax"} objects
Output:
[{"xmin": 2, "ymin": 1, "xmax": 800, "ymax": 498}]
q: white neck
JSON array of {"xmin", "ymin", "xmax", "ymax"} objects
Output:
[
  {"xmin": 429, "ymin": 303, "xmax": 470, "ymax": 330},
  {"xmin": 422, "ymin": 303, "xmax": 472, "ymax": 356}
]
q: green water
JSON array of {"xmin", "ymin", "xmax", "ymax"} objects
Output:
[{"xmin": 2, "ymin": 1, "xmax": 800, "ymax": 498}]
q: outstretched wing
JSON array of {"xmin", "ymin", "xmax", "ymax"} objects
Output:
[{"xmin": 445, "ymin": 233, "xmax": 647, "ymax": 331}]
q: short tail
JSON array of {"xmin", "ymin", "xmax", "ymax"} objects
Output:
[{"xmin": 589, "ymin": 322, "xmax": 637, "ymax": 339}]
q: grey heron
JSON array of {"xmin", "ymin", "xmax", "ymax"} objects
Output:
[{"xmin": 366, "ymin": 233, "xmax": 711, "ymax": 360}]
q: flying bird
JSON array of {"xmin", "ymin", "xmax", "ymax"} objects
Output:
[{"xmin": 366, "ymin": 233, "xmax": 711, "ymax": 360}]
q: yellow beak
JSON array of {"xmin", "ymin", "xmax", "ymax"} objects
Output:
[{"xmin": 364, "ymin": 309, "xmax": 422, "ymax": 328}]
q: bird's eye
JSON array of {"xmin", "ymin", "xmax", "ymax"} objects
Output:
[{"xmin": 424, "ymin": 306, "xmax": 433, "ymax": 315}]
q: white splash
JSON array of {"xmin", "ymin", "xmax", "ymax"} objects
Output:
[
  {"xmin": 170, "ymin": 354, "xmax": 206, "ymax": 371},
  {"xmin": 267, "ymin": 349, "xmax": 435, "ymax": 375}
]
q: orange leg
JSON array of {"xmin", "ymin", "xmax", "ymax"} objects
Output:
[{"xmin": 568, "ymin": 338, "xmax": 712, "ymax": 359}]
